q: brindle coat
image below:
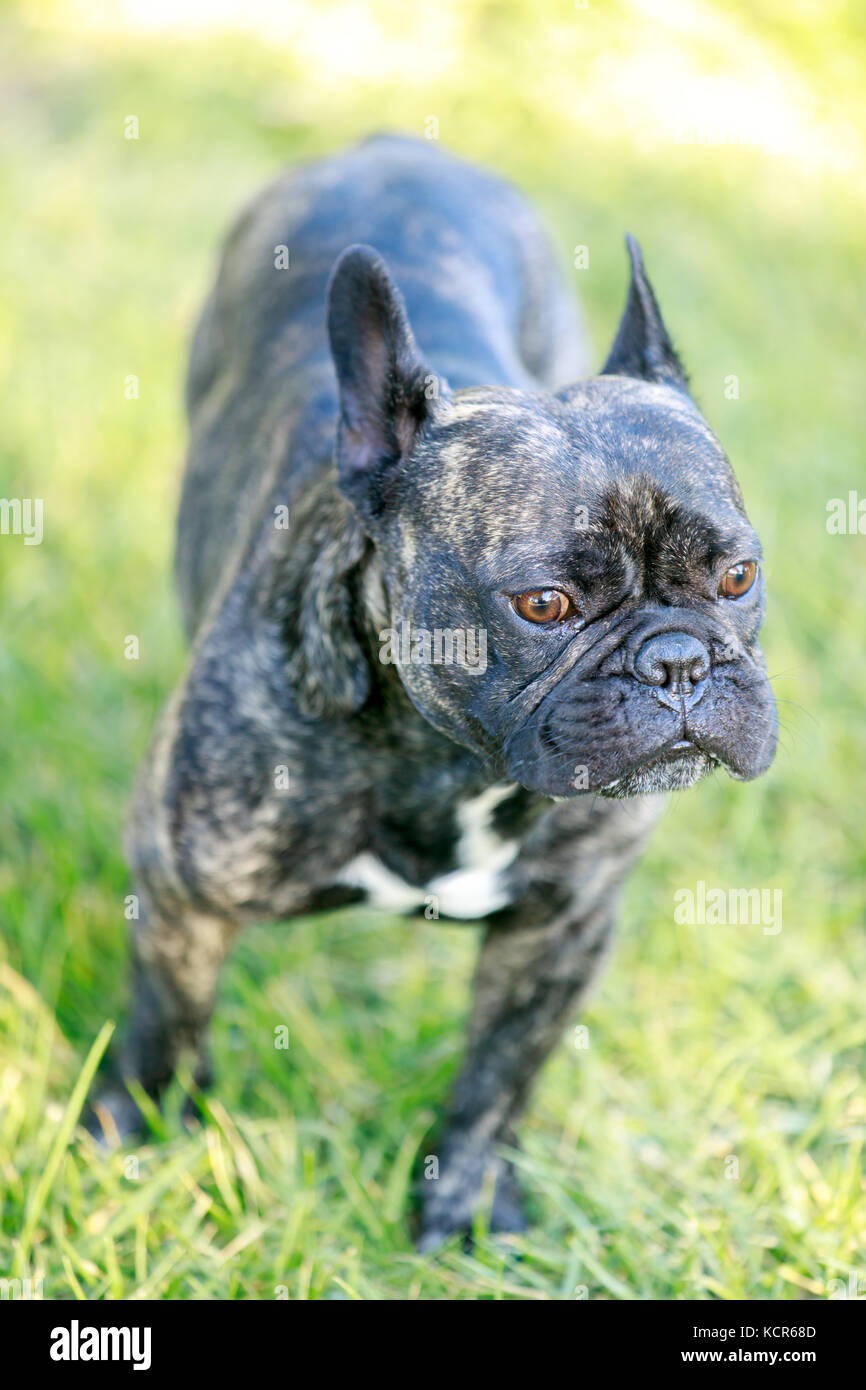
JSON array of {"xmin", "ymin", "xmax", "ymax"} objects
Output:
[{"xmin": 90, "ymin": 135, "xmax": 776, "ymax": 1248}]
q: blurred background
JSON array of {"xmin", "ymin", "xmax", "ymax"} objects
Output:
[{"xmin": 1, "ymin": 0, "xmax": 864, "ymax": 1300}]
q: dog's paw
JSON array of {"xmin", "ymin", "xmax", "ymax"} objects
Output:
[
  {"xmin": 415, "ymin": 1148, "xmax": 529, "ymax": 1252},
  {"xmin": 180, "ymin": 1087, "xmax": 210, "ymax": 1130},
  {"xmin": 82, "ymin": 1085, "xmax": 149, "ymax": 1147}
]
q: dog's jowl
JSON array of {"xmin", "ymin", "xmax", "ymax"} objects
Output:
[{"xmin": 92, "ymin": 135, "xmax": 777, "ymax": 1247}]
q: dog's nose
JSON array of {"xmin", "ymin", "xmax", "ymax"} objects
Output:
[{"xmin": 633, "ymin": 632, "xmax": 710, "ymax": 692}]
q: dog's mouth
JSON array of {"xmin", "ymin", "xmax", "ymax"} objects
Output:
[
  {"xmin": 504, "ymin": 661, "xmax": 778, "ymax": 798},
  {"xmin": 647, "ymin": 737, "xmax": 699, "ymax": 760},
  {"xmin": 598, "ymin": 738, "xmax": 718, "ymax": 798}
]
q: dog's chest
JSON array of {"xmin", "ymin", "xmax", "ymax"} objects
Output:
[{"xmin": 336, "ymin": 784, "xmax": 522, "ymax": 919}]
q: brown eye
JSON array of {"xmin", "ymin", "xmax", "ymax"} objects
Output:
[
  {"xmin": 719, "ymin": 560, "xmax": 758, "ymax": 599},
  {"xmin": 511, "ymin": 589, "xmax": 575, "ymax": 624}
]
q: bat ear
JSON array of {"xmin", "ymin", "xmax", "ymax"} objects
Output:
[
  {"xmin": 327, "ymin": 244, "xmax": 439, "ymax": 520},
  {"xmin": 602, "ymin": 235, "xmax": 689, "ymax": 389}
]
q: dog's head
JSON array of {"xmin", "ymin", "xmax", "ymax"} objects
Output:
[{"xmin": 323, "ymin": 239, "xmax": 777, "ymax": 797}]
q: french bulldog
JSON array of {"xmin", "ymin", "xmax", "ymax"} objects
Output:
[{"xmin": 90, "ymin": 134, "xmax": 777, "ymax": 1248}]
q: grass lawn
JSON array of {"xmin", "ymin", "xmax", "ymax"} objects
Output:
[{"xmin": 1, "ymin": 1, "xmax": 864, "ymax": 1299}]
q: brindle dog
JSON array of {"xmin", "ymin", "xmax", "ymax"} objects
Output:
[{"xmin": 90, "ymin": 135, "xmax": 777, "ymax": 1248}]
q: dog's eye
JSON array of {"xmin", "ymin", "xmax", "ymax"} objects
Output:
[
  {"xmin": 718, "ymin": 560, "xmax": 758, "ymax": 599},
  {"xmin": 511, "ymin": 589, "xmax": 575, "ymax": 624}
]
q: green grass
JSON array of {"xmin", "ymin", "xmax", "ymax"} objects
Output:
[{"xmin": 1, "ymin": 1, "xmax": 865, "ymax": 1299}]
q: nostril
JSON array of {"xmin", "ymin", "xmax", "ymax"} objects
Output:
[
  {"xmin": 634, "ymin": 632, "xmax": 710, "ymax": 690},
  {"xmin": 635, "ymin": 652, "xmax": 667, "ymax": 686},
  {"xmin": 688, "ymin": 650, "xmax": 709, "ymax": 684}
]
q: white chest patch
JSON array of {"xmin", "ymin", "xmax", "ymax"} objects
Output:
[{"xmin": 337, "ymin": 784, "xmax": 520, "ymax": 920}]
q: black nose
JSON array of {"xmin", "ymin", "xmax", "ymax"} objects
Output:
[{"xmin": 633, "ymin": 632, "xmax": 710, "ymax": 691}]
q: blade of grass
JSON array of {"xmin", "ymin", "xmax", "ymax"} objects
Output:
[{"xmin": 14, "ymin": 1019, "xmax": 114, "ymax": 1276}]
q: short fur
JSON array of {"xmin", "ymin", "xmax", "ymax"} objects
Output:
[{"xmin": 89, "ymin": 136, "xmax": 777, "ymax": 1247}]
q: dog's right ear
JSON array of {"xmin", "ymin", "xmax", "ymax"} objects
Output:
[{"xmin": 327, "ymin": 244, "xmax": 438, "ymax": 521}]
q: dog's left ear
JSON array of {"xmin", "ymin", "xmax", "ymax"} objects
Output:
[
  {"xmin": 328, "ymin": 244, "xmax": 438, "ymax": 521},
  {"xmin": 602, "ymin": 235, "xmax": 689, "ymax": 389}
]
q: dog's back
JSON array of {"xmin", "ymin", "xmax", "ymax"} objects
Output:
[{"xmin": 176, "ymin": 134, "xmax": 587, "ymax": 634}]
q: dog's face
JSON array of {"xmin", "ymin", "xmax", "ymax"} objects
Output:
[{"xmin": 327, "ymin": 241, "xmax": 777, "ymax": 797}]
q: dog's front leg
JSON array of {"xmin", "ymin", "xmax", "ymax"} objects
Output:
[
  {"xmin": 88, "ymin": 883, "xmax": 238, "ymax": 1141},
  {"xmin": 417, "ymin": 895, "xmax": 616, "ymax": 1249},
  {"xmin": 417, "ymin": 794, "xmax": 662, "ymax": 1249}
]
